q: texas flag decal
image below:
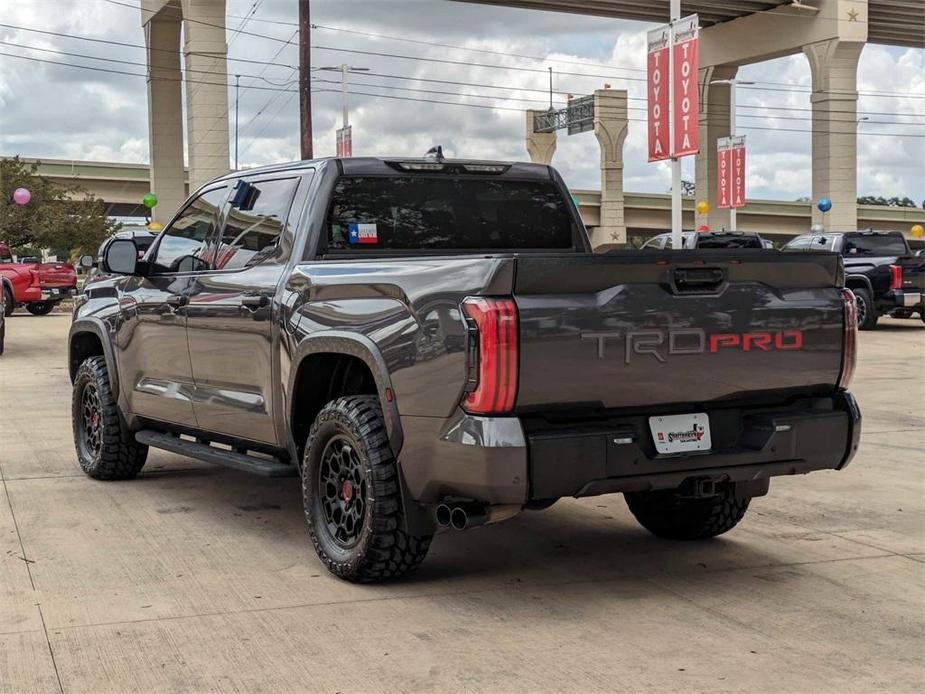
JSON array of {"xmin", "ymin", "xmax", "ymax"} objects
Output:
[{"xmin": 348, "ymin": 223, "xmax": 379, "ymax": 245}]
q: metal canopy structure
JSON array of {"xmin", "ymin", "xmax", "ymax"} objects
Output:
[{"xmin": 454, "ymin": 0, "xmax": 925, "ymax": 48}]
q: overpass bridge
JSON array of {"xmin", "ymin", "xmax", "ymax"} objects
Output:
[{"xmin": 24, "ymin": 157, "xmax": 923, "ymax": 245}]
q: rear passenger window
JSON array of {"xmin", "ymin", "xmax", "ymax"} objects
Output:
[
  {"xmin": 326, "ymin": 176, "xmax": 574, "ymax": 251},
  {"xmin": 784, "ymin": 236, "xmax": 811, "ymax": 251},
  {"xmin": 213, "ymin": 177, "xmax": 300, "ymax": 270}
]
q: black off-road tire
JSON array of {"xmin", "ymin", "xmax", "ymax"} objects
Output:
[
  {"xmin": 26, "ymin": 301, "xmax": 55, "ymax": 316},
  {"xmin": 624, "ymin": 485, "xmax": 751, "ymax": 540},
  {"xmin": 852, "ymin": 287, "xmax": 878, "ymax": 331},
  {"xmin": 3, "ymin": 287, "xmax": 13, "ymax": 317},
  {"xmin": 72, "ymin": 356, "xmax": 148, "ymax": 480},
  {"xmin": 303, "ymin": 395, "xmax": 432, "ymax": 583}
]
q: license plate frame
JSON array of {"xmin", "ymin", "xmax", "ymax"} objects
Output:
[{"xmin": 649, "ymin": 413, "xmax": 712, "ymax": 455}]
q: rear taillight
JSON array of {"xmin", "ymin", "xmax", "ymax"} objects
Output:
[
  {"xmin": 838, "ymin": 288, "xmax": 858, "ymax": 390},
  {"xmin": 461, "ymin": 297, "xmax": 518, "ymax": 414},
  {"xmin": 889, "ymin": 264, "xmax": 903, "ymax": 290}
]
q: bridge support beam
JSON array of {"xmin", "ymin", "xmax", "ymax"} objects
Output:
[
  {"xmin": 183, "ymin": 0, "xmax": 231, "ymax": 190},
  {"xmin": 144, "ymin": 2, "xmax": 186, "ymax": 223},
  {"xmin": 695, "ymin": 65, "xmax": 736, "ymax": 232},
  {"xmin": 590, "ymin": 89, "xmax": 628, "ymax": 250},
  {"xmin": 696, "ymin": 0, "xmax": 867, "ymax": 232},
  {"xmin": 143, "ymin": 0, "xmax": 229, "ymax": 222},
  {"xmin": 524, "ymin": 110, "xmax": 557, "ymax": 165},
  {"xmin": 805, "ymin": 38, "xmax": 863, "ymax": 230}
]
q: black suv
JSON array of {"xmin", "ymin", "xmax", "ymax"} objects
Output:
[{"xmin": 784, "ymin": 230, "xmax": 923, "ymax": 328}]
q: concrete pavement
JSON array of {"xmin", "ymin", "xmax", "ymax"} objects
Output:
[{"xmin": 1, "ymin": 313, "xmax": 923, "ymax": 693}]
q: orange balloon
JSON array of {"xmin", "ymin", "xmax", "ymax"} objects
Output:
[
  {"xmin": 911, "ymin": 224, "xmax": 924, "ymax": 239},
  {"xmin": 696, "ymin": 200, "xmax": 710, "ymax": 215}
]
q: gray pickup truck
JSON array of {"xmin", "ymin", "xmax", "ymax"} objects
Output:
[{"xmin": 69, "ymin": 156, "xmax": 861, "ymax": 582}]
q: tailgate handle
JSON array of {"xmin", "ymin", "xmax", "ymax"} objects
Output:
[{"xmin": 672, "ymin": 267, "xmax": 726, "ymax": 294}]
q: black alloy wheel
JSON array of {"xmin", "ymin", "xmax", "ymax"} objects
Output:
[
  {"xmin": 77, "ymin": 381, "xmax": 103, "ymax": 460},
  {"xmin": 317, "ymin": 435, "xmax": 368, "ymax": 548}
]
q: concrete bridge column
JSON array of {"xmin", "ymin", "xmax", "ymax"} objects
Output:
[
  {"xmin": 143, "ymin": 3, "xmax": 186, "ymax": 223},
  {"xmin": 695, "ymin": 65, "xmax": 736, "ymax": 231},
  {"xmin": 804, "ymin": 38, "xmax": 863, "ymax": 230},
  {"xmin": 524, "ymin": 110, "xmax": 557, "ymax": 164},
  {"xmin": 591, "ymin": 89, "xmax": 628, "ymax": 250},
  {"xmin": 182, "ymin": 0, "xmax": 230, "ymax": 190}
]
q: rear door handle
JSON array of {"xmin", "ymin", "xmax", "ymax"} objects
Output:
[
  {"xmin": 166, "ymin": 294, "xmax": 188, "ymax": 308},
  {"xmin": 241, "ymin": 294, "xmax": 269, "ymax": 309}
]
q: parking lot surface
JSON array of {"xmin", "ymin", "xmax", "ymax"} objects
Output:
[{"xmin": 0, "ymin": 313, "xmax": 923, "ymax": 693}]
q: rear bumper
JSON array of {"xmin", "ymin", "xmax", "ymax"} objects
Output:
[
  {"xmin": 16, "ymin": 286, "xmax": 75, "ymax": 303},
  {"xmin": 881, "ymin": 289, "xmax": 923, "ymax": 312},
  {"xmin": 398, "ymin": 392, "xmax": 861, "ymax": 505}
]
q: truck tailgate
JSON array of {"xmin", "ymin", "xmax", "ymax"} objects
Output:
[
  {"xmin": 898, "ymin": 255, "xmax": 924, "ymax": 296},
  {"xmin": 513, "ymin": 251, "xmax": 845, "ymax": 410},
  {"xmin": 38, "ymin": 262, "xmax": 77, "ymax": 288}
]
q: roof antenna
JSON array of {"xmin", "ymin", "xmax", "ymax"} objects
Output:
[{"xmin": 425, "ymin": 145, "xmax": 445, "ymax": 162}]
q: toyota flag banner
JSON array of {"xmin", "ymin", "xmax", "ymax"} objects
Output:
[
  {"xmin": 671, "ymin": 15, "xmax": 700, "ymax": 158},
  {"xmin": 731, "ymin": 136, "xmax": 746, "ymax": 208},
  {"xmin": 336, "ymin": 126, "xmax": 353, "ymax": 157},
  {"xmin": 717, "ymin": 136, "xmax": 746, "ymax": 209},
  {"xmin": 717, "ymin": 138, "xmax": 732, "ymax": 209},
  {"xmin": 646, "ymin": 26, "xmax": 671, "ymax": 162}
]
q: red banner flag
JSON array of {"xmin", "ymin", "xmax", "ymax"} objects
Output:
[
  {"xmin": 717, "ymin": 138, "xmax": 731, "ymax": 209},
  {"xmin": 647, "ymin": 26, "xmax": 671, "ymax": 162},
  {"xmin": 672, "ymin": 15, "xmax": 700, "ymax": 158},
  {"xmin": 731, "ymin": 136, "xmax": 746, "ymax": 208},
  {"xmin": 336, "ymin": 126, "xmax": 352, "ymax": 157}
]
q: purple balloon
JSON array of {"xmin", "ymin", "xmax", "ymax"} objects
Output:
[{"xmin": 12, "ymin": 188, "xmax": 31, "ymax": 206}]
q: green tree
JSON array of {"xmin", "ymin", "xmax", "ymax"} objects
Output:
[{"xmin": 0, "ymin": 156, "xmax": 117, "ymax": 257}]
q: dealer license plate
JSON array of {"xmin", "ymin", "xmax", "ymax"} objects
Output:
[{"xmin": 649, "ymin": 413, "xmax": 712, "ymax": 455}]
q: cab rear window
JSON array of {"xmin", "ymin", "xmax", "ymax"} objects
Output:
[
  {"xmin": 843, "ymin": 234, "xmax": 907, "ymax": 256},
  {"xmin": 326, "ymin": 176, "xmax": 575, "ymax": 251}
]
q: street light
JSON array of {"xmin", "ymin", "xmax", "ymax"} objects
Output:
[
  {"xmin": 710, "ymin": 78, "xmax": 755, "ymax": 231},
  {"xmin": 317, "ymin": 64, "xmax": 370, "ymax": 130}
]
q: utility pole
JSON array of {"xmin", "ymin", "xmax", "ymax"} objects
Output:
[
  {"xmin": 298, "ymin": 0, "xmax": 313, "ymax": 160},
  {"xmin": 234, "ymin": 74, "xmax": 240, "ymax": 170}
]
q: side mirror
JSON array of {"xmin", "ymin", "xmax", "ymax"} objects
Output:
[
  {"xmin": 78, "ymin": 255, "xmax": 95, "ymax": 269},
  {"xmin": 104, "ymin": 238, "xmax": 138, "ymax": 275}
]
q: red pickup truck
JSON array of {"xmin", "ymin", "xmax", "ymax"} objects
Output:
[{"xmin": 1, "ymin": 243, "xmax": 78, "ymax": 316}]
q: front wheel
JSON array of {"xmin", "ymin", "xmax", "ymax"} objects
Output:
[
  {"xmin": 26, "ymin": 301, "xmax": 55, "ymax": 316},
  {"xmin": 852, "ymin": 288, "xmax": 878, "ymax": 330},
  {"xmin": 3, "ymin": 287, "xmax": 13, "ymax": 317},
  {"xmin": 72, "ymin": 356, "xmax": 147, "ymax": 479},
  {"xmin": 303, "ymin": 395, "xmax": 432, "ymax": 582},
  {"xmin": 624, "ymin": 485, "xmax": 751, "ymax": 540}
]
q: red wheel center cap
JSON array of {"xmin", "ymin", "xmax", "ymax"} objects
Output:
[{"xmin": 340, "ymin": 480, "xmax": 354, "ymax": 501}]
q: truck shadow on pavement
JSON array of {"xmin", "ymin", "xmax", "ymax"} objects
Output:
[{"xmin": 135, "ymin": 457, "xmax": 789, "ymax": 591}]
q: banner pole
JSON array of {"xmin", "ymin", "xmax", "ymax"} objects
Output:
[
  {"xmin": 669, "ymin": 0, "xmax": 682, "ymax": 249},
  {"xmin": 729, "ymin": 80, "xmax": 737, "ymax": 232}
]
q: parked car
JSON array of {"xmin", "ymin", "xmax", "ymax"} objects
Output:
[
  {"xmin": 0, "ymin": 243, "xmax": 77, "ymax": 316},
  {"xmin": 70, "ymin": 156, "xmax": 861, "ymax": 583},
  {"xmin": 783, "ymin": 230, "xmax": 924, "ymax": 328},
  {"xmin": 83, "ymin": 226, "xmax": 159, "ymax": 285},
  {"xmin": 641, "ymin": 231, "xmax": 769, "ymax": 249},
  {"xmin": 0, "ymin": 284, "xmax": 5, "ymax": 355}
]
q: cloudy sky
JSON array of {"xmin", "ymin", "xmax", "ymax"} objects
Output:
[{"xmin": 0, "ymin": 0, "xmax": 923, "ymax": 202}]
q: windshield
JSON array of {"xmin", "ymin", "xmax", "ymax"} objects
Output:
[
  {"xmin": 843, "ymin": 234, "xmax": 907, "ymax": 256},
  {"xmin": 327, "ymin": 176, "xmax": 575, "ymax": 251}
]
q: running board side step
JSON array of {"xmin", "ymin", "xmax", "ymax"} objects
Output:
[{"xmin": 135, "ymin": 430, "xmax": 298, "ymax": 478}]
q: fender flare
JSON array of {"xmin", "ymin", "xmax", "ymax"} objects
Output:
[
  {"xmin": 845, "ymin": 274, "xmax": 873, "ymax": 295},
  {"xmin": 288, "ymin": 331, "xmax": 404, "ymax": 455},
  {"xmin": 69, "ymin": 317, "xmax": 121, "ymax": 401}
]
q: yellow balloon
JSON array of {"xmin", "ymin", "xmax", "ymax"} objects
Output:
[
  {"xmin": 696, "ymin": 200, "xmax": 710, "ymax": 215},
  {"xmin": 148, "ymin": 222, "xmax": 163, "ymax": 231},
  {"xmin": 912, "ymin": 224, "xmax": 924, "ymax": 239}
]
